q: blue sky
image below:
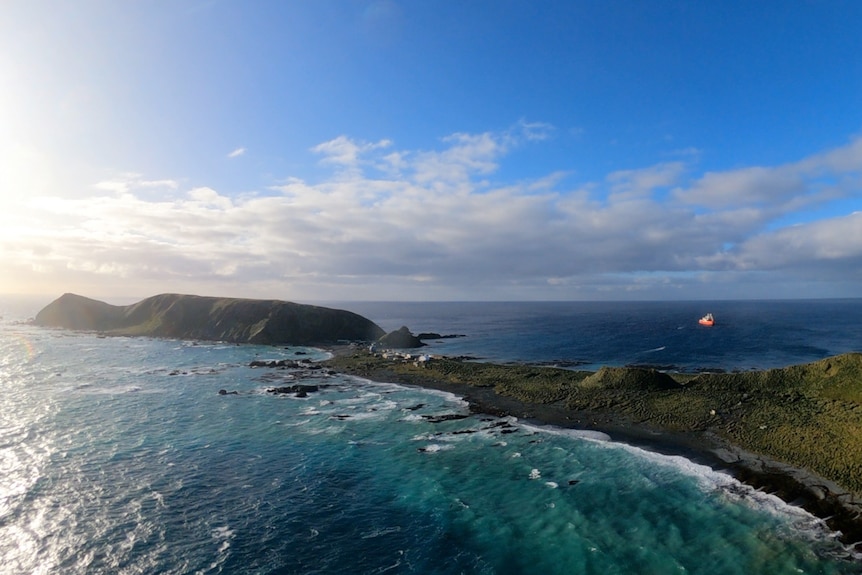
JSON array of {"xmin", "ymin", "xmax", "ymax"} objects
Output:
[{"xmin": 1, "ymin": 1, "xmax": 861, "ymax": 302}]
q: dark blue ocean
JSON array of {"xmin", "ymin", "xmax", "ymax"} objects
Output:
[
  {"xmin": 339, "ymin": 300, "xmax": 862, "ymax": 372},
  {"xmin": 2, "ymin": 298, "xmax": 862, "ymax": 574}
]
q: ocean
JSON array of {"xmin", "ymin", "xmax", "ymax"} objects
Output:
[
  {"xmin": 339, "ymin": 300, "xmax": 862, "ymax": 372},
  {"xmin": 2, "ymin": 298, "xmax": 862, "ymax": 574}
]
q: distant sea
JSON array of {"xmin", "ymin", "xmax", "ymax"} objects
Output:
[
  {"xmin": 2, "ymin": 297, "xmax": 861, "ymax": 574},
  {"xmin": 339, "ymin": 299, "xmax": 862, "ymax": 372}
]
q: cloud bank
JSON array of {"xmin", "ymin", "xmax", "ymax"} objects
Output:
[{"xmin": 3, "ymin": 128, "xmax": 862, "ymax": 300}]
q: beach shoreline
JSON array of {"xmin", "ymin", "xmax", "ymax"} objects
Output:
[{"xmin": 323, "ymin": 345, "xmax": 862, "ymax": 552}]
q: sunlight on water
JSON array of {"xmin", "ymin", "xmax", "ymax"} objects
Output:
[{"xmin": 0, "ymin": 361, "xmax": 56, "ymax": 573}]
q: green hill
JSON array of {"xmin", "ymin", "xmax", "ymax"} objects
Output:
[{"xmin": 33, "ymin": 293, "xmax": 385, "ymax": 345}]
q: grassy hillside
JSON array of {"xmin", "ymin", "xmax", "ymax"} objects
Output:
[{"xmin": 34, "ymin": 293, "xmax": 385, "ymax": 345}]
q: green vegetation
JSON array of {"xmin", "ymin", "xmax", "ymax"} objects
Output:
[
  {"xmin": 326, "ymin": 351, "xmax": 862, "ymax": 493},
  {"xmin": 33, "ymin": 293, "xmax": 385, "ymax": 345}
]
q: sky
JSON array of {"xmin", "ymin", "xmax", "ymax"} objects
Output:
[{"xmin": 1, "ymin": 0, "xmax": 862, "ymax": 303}]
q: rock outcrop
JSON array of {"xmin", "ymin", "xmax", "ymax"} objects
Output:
[
  {"xmin": 377, "ymin": 326, "xmax": 425, "ymax": 348},
  {"xmin": 33, "ymin": 293, "xmax": 385, "ymax": 345}
]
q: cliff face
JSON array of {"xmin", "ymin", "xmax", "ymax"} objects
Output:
[{"xmin": 33, "ymin": 293, "xmax": 385, "ymax": 345}]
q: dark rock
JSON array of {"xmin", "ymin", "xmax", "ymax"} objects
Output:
[
  {"xmin": 531, "ymin": 360, "xmax": 589, "ymax": 368},
  {"xmin": 33, "ymin": 293, "xmax": 385, "ymax": 345},
  {"xmin": 417, "ymin": 332, "xmax": 443, "ymax": 340},
  {"xmin": 266, "ymin": 384, "xmax": 320, "ymax": 395},
  {"xmin": 488, "ymin": 421, "xmax": 515, "ymax": 429},
  {"xmin": 377, "ymin": 326, "xmax": 425, "ymax": 349},
  {"xmin": 250, "ymin": 359, "xmax": 303, "ymax": 368},
  {"xmin": 218, "ymin": 389, "xmax": 238, "ymax": 395},
  {"xmin": 625, "ymin": 363, "xmax": 679, "ymax": 372},
  {"xmin": 422, "ymin": 413, "xmax": 469, "ymax": 423}
]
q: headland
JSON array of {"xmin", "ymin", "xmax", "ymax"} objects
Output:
[{"xmin": 32, "ymin": 293, "xmax": 385, "ymax": 345}]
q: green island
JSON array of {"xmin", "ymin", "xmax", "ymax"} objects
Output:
[
  {"xmin": 32, "ymin": 293, "xmax": 384, "ymax": 345},
  {"xmin": 325, "ymin": 348, "xmax": 862, "ymax": 545}
]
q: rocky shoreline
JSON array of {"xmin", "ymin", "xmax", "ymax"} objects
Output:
[
  {"xmin": 462, "ymin": 382, "xmax": 862, "ymax": 537},
  {"xmin": 322, "ymin": 346, "xmax": 862, "ymax": 552}
]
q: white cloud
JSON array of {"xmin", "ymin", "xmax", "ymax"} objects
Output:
[
  {"xmin": 677, "ymin": 165, "xmax": 806, "ymax": 209},
  {"xmin": 516, "ymin": 119, "xmax": 554, "ymax": 141},
  {"xmin": 719, "ymin": 212, "xmax": 862, "ymax": 270},
  {"xmin": 312, "ymin": 136, "xmax": 392, "ymax": 171},
  {"xmin": 5, "ymin": 132, "xmax": 862, "ymax": 300},
  {"xmin": 228, "ymin": 147, "xmax": 246, "ymax": 158},
  {"xmin": 188, "ymin": 187, "xmax": 233, "ymax": 209},
  {"xmin": 412, "ymin": 132, "xmax": 505, "ymax": 185},
  {"xmin": 140, "ymin": 179, "xmax": 179, "ymax": 189},
  {"xmin": 606, "ymin": 162, "xmax": 685, "ymax": 200},
  {"xmin": 675, "ymin": 135, "xmax": 862, "ymax": 212},
  {"xmin": 798, "ymin": 136, "xmax": 862, "ymax": 173},
  {"xmin": 94, "ymin": 180, "xmax": 130, "ymax": 195}
]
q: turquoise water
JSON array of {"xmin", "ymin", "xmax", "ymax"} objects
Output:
[{"xmin": 1, "ymin": 300, "xmax": 861, "ymax": 573}]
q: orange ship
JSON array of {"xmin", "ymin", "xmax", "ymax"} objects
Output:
[{"xmin": 698, "ymin": 313, "xmax": 715, "ymax": 326}]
